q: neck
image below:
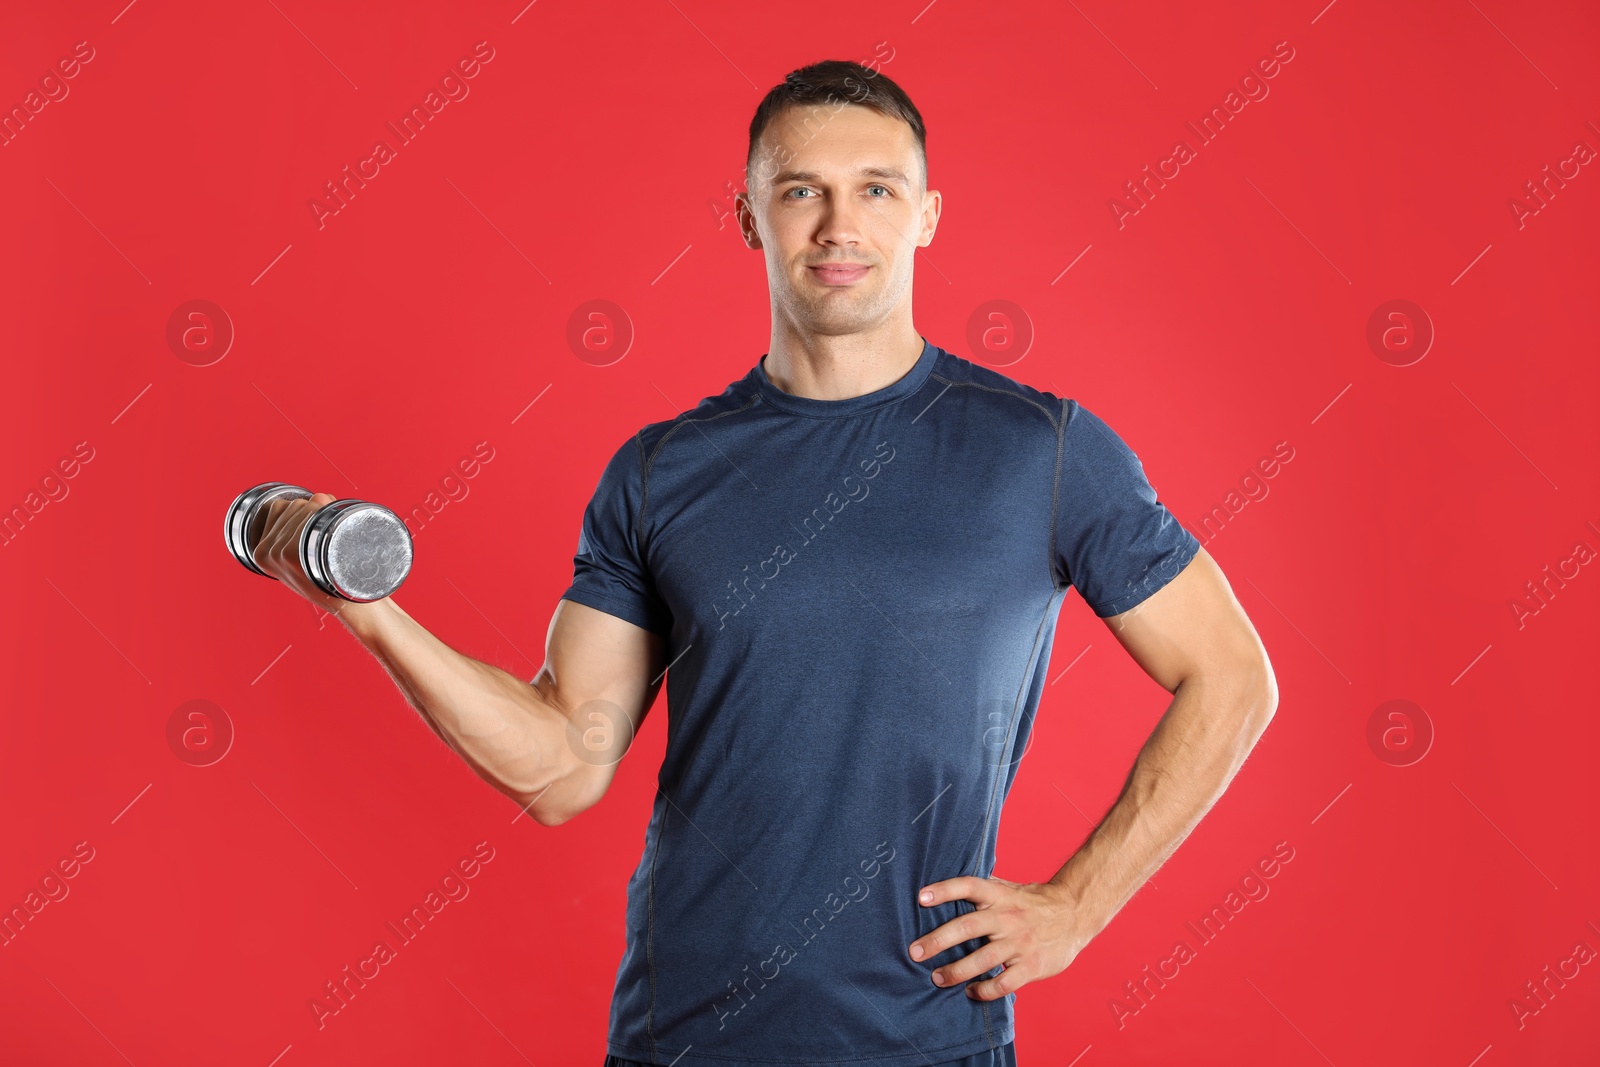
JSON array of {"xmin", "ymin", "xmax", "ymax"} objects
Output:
[{"xmin": 762, "ymin": 318, "xmax": 926, "ymax": 402}]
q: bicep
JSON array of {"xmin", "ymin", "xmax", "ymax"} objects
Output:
[
  {"xmin": 532, "ymin": 598, "xmax": 668, "ymax": 807},
  {"xmin": 1101, "ymin": 547, "xmax": 1272, "ymax": 696}
]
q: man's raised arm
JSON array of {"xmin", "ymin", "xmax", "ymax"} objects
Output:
[{"xmin": 253, "ymin": 492, "xmax": 667, "ymax": 827}]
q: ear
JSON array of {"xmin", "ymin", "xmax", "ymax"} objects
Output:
[
  {"xmin": 915, "ymin": 188, "xmax": 942, "ymax": 249},
  {"xmin": 736, "ymin": 191, "xmax": 763, "ymax": 250}
]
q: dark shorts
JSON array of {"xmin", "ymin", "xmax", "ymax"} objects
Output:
[{"xmin": 604, "ymin": 1043, "xmax": 1017, "ymax": 1067}]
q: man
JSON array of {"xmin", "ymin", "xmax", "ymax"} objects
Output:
[{"xmin": 253, "ymin": 59, "xmax": 1276, "ymax": 1067}]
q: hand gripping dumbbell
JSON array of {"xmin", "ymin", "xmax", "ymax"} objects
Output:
[{"xmin": 225, "ymin": 482, "xmax": 414, "ymax": 602}]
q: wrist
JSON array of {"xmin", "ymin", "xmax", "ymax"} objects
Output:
[
  {"xmin": 338, "ymin": 595, "xmax": 401, "ymax": 642},
  {"xmin": 1044, "ymin": 873, "xmax": 1084, "ymax": 910},
  {"xmin": 1046, "ymin": 865, "xmax": 1115, "ymax": 932}
]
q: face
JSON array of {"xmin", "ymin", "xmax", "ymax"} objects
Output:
[{"xmin": 737, "ymin": 103, "xmax": 940, "ymax": 337}]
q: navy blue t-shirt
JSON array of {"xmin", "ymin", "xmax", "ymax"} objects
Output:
[{"xmin": 561, "ymin": 337, "xmax": 1199, "ymax": 1067}]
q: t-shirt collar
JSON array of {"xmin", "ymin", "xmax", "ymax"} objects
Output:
[{"xmin": 752, "ymin": 336, "xmax": 938, "ymax": 418}]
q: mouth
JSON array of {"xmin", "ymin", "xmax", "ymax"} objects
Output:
[{"xmin": 808, "ymin": 263, "xmax": 871, "ymax": 286}]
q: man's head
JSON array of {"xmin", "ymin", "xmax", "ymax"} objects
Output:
[{"xmin": 736, "ymin": 60, "xmax": 940, "ymax": 338}]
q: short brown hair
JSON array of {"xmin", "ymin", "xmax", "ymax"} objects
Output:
[{"xmin": 746, "ymin": 59, "xmax": 928, "ymax": 192}]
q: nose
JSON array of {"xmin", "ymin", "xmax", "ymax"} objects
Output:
[{"xmin": 815, "ymin": 194, "xmax": 866, "ymax": 251}]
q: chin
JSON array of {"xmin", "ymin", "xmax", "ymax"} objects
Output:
[{"xmin": 804, "ymin": 311, "xmax": 876, "ymax": 336}]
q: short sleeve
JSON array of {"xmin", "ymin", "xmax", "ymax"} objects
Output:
[
  {"xmin": 559, "ymin": 432, "xmax": 673, "ymax": 635},
  {"xmin": 1052, "ymin": 400, "xmax": 1200, "ymax": 617}
]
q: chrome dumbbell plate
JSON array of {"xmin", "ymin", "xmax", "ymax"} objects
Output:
[
  {"xmin": 298, "ymin": 499, "xmax": 414, "ymax": 602},
  {"xmin": 224, "ymin": 482, "xmax": 312, "ymax": 578}
]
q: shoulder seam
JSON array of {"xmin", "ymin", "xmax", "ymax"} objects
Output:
[
  {"xmin": 926, "ymin": 372, "xmax": 1061, "ymax": 430},
  {"xmin": 923, "ymin": 371, "xmax": 1064, "ymax": 589},
  {"xmin": 639, "ymin": 393, "xmax": 763, "ymax": 531},
  {"xmin": 1049, "ymin": 398, "xmax": 1070, "ymax": 589},
  {"xmin": 631, "ymin": 430, "xmax": 651, "ymax": 567}
]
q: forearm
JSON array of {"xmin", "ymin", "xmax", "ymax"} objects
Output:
[
  {"xmin": 1048, "ymin": 664, "xmax": 1275, "ymax": 935},
  {"xmin": 339, "ymin": 597, "xmax": 575, "ymax": 809}
]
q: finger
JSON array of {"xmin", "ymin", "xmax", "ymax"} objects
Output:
[
  {"xmin": 917, "ymin": 875, "xmax": 993, "ymax": 908},
  {"xmin": 257, "ymin": 499, "xmax": 297, "ymax": 560},
  {"xmin": 259, "ymin": 497, "xmax": 300, "ymax": 553},
  {"xmin": 909, "ymin": 907, "xmax": 999, "ymax": 963},
  {"xmin": 965, "ymin": 959, "xmax": 1029, "ymax": 1002},
  {"xmin": 252, "ymin": 499, "xmax": 288, "ymax": 570},
  {"xmin": 931, "ymin": 941, "xmax": 1008, "ymax": 988},
  {"xmin": 290, "ymin": 495, "xmax": 338, "ymax": 573},
  {"xmin": 284, "ymin": 495, "xmax": 338, "ymax": 548},
  {"xmin": 261, "ymin": 499, "xmax": 312, "ymax": 581}
]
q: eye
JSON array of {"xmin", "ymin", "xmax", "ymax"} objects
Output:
[
  {"xmin": 786, "ymin": 187, "xmax": 814, "ymax": 199},
  {"xmin": 867, "ymin": 185, "xmax": 891, "ymax": 197}
]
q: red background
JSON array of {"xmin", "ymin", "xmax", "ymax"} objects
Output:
[{"xmin": 3, "ymin": 1, "xmax": 1597, "ymax": 1064}]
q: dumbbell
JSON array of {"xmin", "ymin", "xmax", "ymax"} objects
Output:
[{"xmin": 225, "ymin": 482, "xmax": 414, "ymax": 602}]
